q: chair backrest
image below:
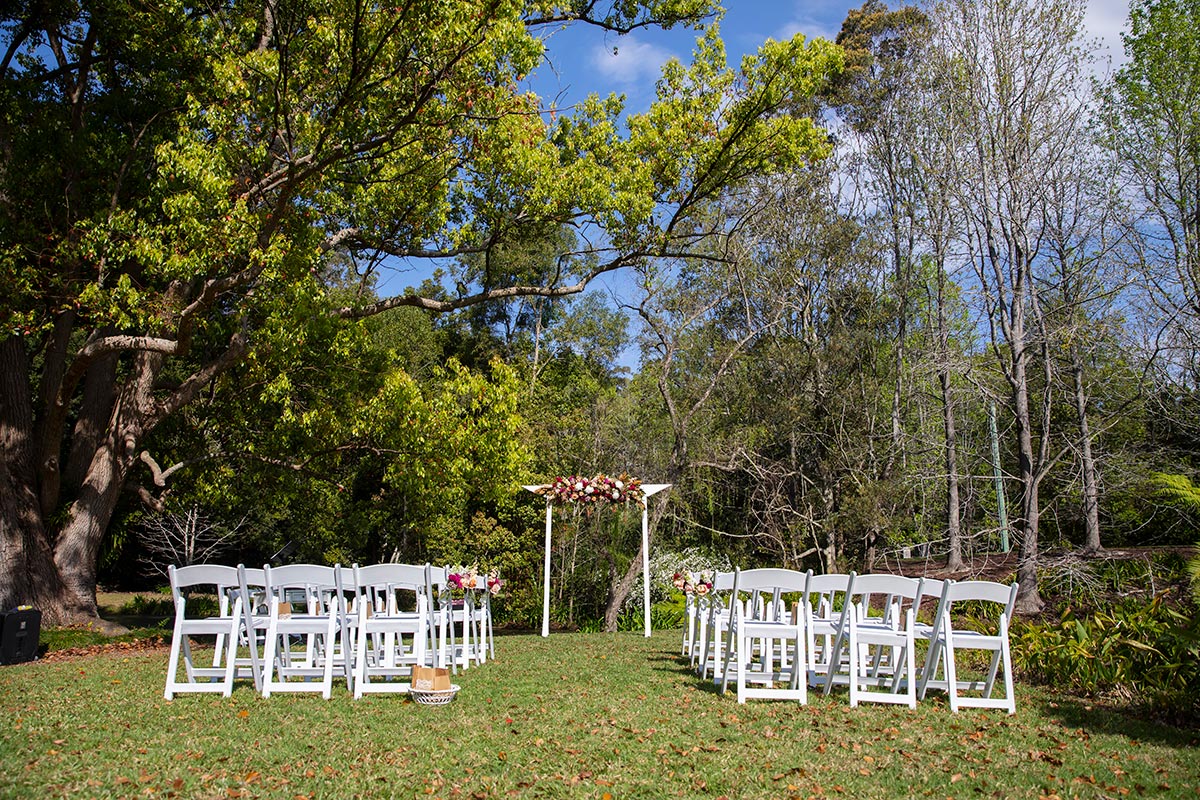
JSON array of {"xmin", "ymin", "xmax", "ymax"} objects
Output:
[
  {"xmin": 734, "ymin": 568, "xmax": 811, "ymax": 621},
  {"xmin": 236, "ymin": 565, "xmax": 267, "ymax": 615},
  {"xmin": 169, "ymin": 564, "xmax": 241, "ymax": 616},
  {"xmin": 804, "ymin": 572, "xmax": 857, "ymax": 618},
  {"xmin": 944, "ymin": 580, "xmax": 1019, "ymax": 623},
  {"xmin": 703, "ymin": 570, "xmax": 737, "ymax": 619},
  {"xmin": 734, "ymin": 568, "xmax": 811, "ymax": 595},
  {"xmin": 263, "ymin": 564, "xmax": 340, "ymax": 615},
  {"xmin": 711, "ymin": 570, "xmax": 736, "ymax": 592},
  {"xmin": 354, "ymin": 562, "xmax": 428, "ymax": 614},
  {"xmin": 850, "ymin": 573, "xmax": 923, "ymax": 625}
]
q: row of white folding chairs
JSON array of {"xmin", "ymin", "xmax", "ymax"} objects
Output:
[
  {"xmin": 164, "ymin": 562, "xmax": 494, "ymax": 700},
  {"xmin": 685, "ymin": 568, "xmax": 1017, "ymax": 713}
]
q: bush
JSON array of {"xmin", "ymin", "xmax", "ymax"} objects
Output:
[{"xmin": 1012, "ymin": 595, "xmax": 1200, "ymax": 719}]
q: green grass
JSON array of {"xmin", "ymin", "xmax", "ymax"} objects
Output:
[{"xmin": 2, "ymin": 631, "xmax": 1197, "ymax": 799}]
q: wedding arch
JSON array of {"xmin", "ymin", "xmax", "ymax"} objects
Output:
[{"xmin": 523, "ymin": 476, "xmax": 672, "ymax": 637}]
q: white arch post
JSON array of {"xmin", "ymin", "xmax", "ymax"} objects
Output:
[{"xmin": 524, "ymin": 483, "xmax": 672, "ymax": 637}]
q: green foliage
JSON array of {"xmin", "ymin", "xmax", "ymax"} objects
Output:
[
  {"xmin": 1013, "ymin": 597, "xmax": 1200, "ymax": 718},
  {"xmin": 118, "ymin": 594, "xmax": 178, "ymax": 618}
]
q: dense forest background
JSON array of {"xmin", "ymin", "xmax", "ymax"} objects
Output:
[{"xmin": 4, "ymin": 0, "xmax": 1199, "ymax": 631}]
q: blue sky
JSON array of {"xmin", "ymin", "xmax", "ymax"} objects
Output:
[
  {"xmin": 375, "ymin": 2, "xmax": 1135, "ymax": 322},
  {"xmin": 533, "ymin": 1, "xmax": 1132, "ymax": 112}
]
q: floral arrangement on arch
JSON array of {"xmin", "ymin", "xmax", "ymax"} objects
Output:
[
  {"xmin": 673, "ymin": 569, "xmax": 714, "ymax": 597},
  {"xmin": 535, "ymin": 473, "xmax": 645, "ymax": 509},
  {"xmin": 447, "ymin": 564, "xmax": 503, "ymax": 596}
]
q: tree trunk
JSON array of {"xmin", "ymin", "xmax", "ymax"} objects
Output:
[
  {"xmin": 1072, "ymin": 350, "xmax": 1102, "ymax": 554},
  {"xmin": 0, "ymin": 337, "xmax": 68, "ymax": 614},
  {"xmin": 0, "ymin": 334, "xmax": 156, "ymax": 630},
  {"xmin": 602, "ymin": 502, "xmax": 668, "ymax": 632},
  {"xmin": 940, "ymin": 367, "xmax": 964, "ymax": 571},
  {"xmin": 1011, "ymin": 358, "xmax": 1045, "ymax": 614},
  {"xmin": 936, "ymin": 261, "xmax": 965, "ymax": 572}
]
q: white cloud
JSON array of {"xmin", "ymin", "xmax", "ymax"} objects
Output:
[
  {"xmin": 1085, "ymin": 0, "xmax": 1131, "ymax": 68},
  {"xmin": 589, "ymin": 37, "xmax": 674, "ymax": 86}
]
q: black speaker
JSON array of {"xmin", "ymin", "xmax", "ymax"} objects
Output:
[{"xmin": 0, "ymin": 607, "xmax": 41, "ymax": 665}]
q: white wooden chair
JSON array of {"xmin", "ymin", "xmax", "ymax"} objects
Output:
[
  {"xmin": 846, "ymin": 574, "xmax": 923, "ymax": 708},
  {"xmin": 802, "ymin": 572, "xmax": 857, "ymax": 693},
  {"xmin": 352, "ymin": 562, "xmax": 435, "ymax": 697},
  {"xmin": 164, "ymin": 564, "xmax": 243, "ymax": 699},
  {"xmin": 438, "ymin": 566, "xmax": 490, "ymax": 670},
  {"xmin": 919, "ymin": 580, "xmax": 1018, "ymax": 714},
  {"xmin": 229, "ymin": 565, "xmax": 267, "ymax": 692},
  {"xmin": 695, "ymin": 571, "xmax": 736, "ymax": 680},
  {"xmin": 260, "ymin": 564, "xmax": 343, "ymax": 699},
  {"xmin": 681, "ymin": 587, "xmax": 699, "ymax": 659},
  {"xmin": 913, "ymin": 577, "xmax": 950, "ymax": 695},
  {"xmin": 719, "ymin": 567, "xmax": 812, "ymax": 704}
]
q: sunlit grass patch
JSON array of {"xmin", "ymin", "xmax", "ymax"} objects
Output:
[{"xmin": 2, "ymin": 631, "xmax": 1197, "ymax": 799}]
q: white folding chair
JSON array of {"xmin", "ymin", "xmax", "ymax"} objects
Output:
[
  {"xmin": 846, "ymin": 574, "xmax": 923, "ymax": 708},
  {"xmin": 919, "ymin": 580, "xmax": 1018, "ymax": 714},
  {"xmin": 913, "ymin": 577, "xmax": 950, "ymax": 695},
  {"xmin": 802, "ymin": 572, "xmax": 857, "ymax": 693},
  {"xmin": 479, "ymin": 577, "xmax": 497, "ymax": 662},
  {"xmin": 260, "ymin": 564, "xmax": 343, "ymax": 699},
  {"xmin": 229, "ymin": 565, "xmax": 267, "ymax": 692},
  {"xmin": 352, "ymin": 562, "xmax": 436, "ymax": 697},
  {"xmin": 719, "ymin": 567, "xmax": 812, "ymax": 704},
  {"xmin": 681, "ymin": 588, "xmax": 699, "ymax": 659},
  {"xmin": 695, "ymin": 571, "xmax": 736, "ymax": 680},
  {"xmin": 439, "ymin": 566, "xmax": 489, "ymax": 670},
  {"xmin": 164, "ymin": 564, "xmax": 242, "ymax": 699}
]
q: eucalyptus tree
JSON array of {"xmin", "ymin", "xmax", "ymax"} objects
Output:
[
  {"xmin": 1038, "ymin": 135, "xmax": 1130, "ymax": 554},
  {"xmin": 1100, "ymin": 0, "xmax": 1200, "ymax": 444},
  {"xmin": 829, "ymin": 1, "xmax": 928, "ymax": 484},
  {"xmin": 925, "ymin": 0, "xmax": 1095, "ymax": 611},
  {"xmin": 830, "ymin": 1, "xmax": 979, "ymax": 571},
  {"xmin": 0, "ymin": 1, "xmax": 843, "ymax": 625}
]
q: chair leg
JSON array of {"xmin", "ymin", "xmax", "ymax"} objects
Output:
[
  {"xmin": 1001, "ymin": 642, "xmax": 1016, "ymax": 714},
  {"xmin": 848, "ymin": 621, "xmax": 860, "ymax": 708},
  {"xmin": 354, "ymin": 624, "xmax": 369, "ymax": 699},
  {"xmin": 320, "ymin": 617, "xmax": 337, "ymax": 699},
  {"xmin": 944, "ymin": 627, "xmax": 959, "ymax": 712},
  {"xmin": 261, "ymin": 621, "xmax": 278, "ymax": 698},
  {"xmin": 164, "ymin": 617, "xmax": 184, "ymax": 700}
]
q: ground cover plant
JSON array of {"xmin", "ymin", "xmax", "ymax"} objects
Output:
[{"xmin": 2, "ymin": 631, "xmax": 1197, "ymax": 799}]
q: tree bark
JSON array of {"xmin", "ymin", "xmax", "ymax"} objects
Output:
[
  {"xmin": 936, "ymin": 262, "xmax": 965, "ymax": 571},
  {"xmin": 1072, "ymin": 350, "xmax": 1103, "ymax": 554}
]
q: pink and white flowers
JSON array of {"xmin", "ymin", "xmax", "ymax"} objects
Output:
[
  {"xmin": 536, "ymin": 473, "xmax": 645, "ymax": 508},
  {"xmin": 673, "ymin": 569, "xmax": 714, "ymax": 596},
  {"xmin": 447, "ymin": 565, "xmax": 502, "ymax": 596}
]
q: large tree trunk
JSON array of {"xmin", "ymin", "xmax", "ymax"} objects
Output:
[
  {"xmin": 0, "ymin": 337, "xmax": 70, "ymax": 614},
  {"xmin": 0, "ymin": 332, "xmax": 157, "ymax": 630}
]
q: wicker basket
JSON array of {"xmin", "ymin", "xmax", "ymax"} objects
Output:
[{"xmin": 410, "ymin": 684, "xmax": 460, "ymax": 706}]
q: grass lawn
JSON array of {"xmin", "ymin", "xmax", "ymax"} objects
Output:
[{"xmin": 2, "ymin": 630, "xmax": 1197, "ymax": 799}]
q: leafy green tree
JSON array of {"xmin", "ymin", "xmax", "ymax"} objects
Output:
[{"xmin": 0, "ymin": 1, "xmax": 843, "ymax": 625}]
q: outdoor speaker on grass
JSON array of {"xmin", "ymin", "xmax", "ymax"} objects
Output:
[{"xmin": 0, "ymin": 607, "xmax": 41, "ymax": 665}]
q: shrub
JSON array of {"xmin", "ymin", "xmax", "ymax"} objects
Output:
[{"xmin": 1012, "ymin": 594, "xmax": 1200, "ymax": 719}]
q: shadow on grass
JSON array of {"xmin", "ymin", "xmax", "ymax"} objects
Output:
[{"xmin": 1030, "ymin": 692, "xmax": 1199, "ymax": 749}]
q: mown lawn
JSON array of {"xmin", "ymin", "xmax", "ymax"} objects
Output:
[{"xmin": 1, "ymin": 631, "xmax": 1197, "ymax": 799}]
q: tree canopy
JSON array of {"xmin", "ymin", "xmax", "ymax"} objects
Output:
[{"xmin": 0, "ymin": 0, "xmax": 843, "ymax": 624}]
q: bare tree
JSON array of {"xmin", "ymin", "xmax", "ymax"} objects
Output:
[
  {"xmin": 926, "ymin": 0, "xmax": 1095, "ymax": 612},
  {"xmin": 138, "ymin": 506, "xmax": 244, "ymax": 578}
]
